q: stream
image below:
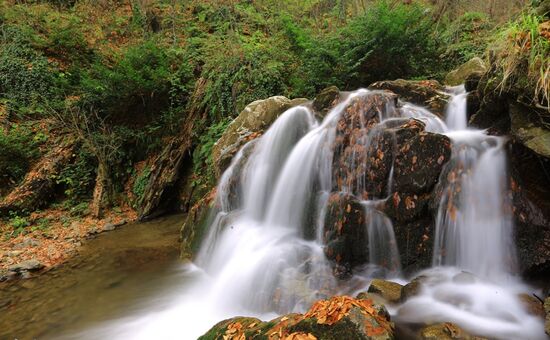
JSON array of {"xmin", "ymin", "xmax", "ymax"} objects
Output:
[{"xmin": 0, "ymin": 214, "xmax": 184, "ymax": 339}]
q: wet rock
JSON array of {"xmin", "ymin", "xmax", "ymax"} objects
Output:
[
  {"xmin": 510, "ymin": 102, "xmax": 550, "ymax": 159},
  {"xmin": 401, "ymin": 275, "xmax": 428, "ymax": 302},
  {"xmin": 8, "ymin": 259, "xmax": 44, "ymax": 272},
  {"xmin": 393, "ymin": 132, "xmax": 451, "ymax": 194},
  {"xmin": 545, "ymin": 296, "xmax": 550, "ymax": 336},
  {"xmin": 445, "ymin": 57, "xmax": 487, "ymax": 87},
  {"xmin": 212, "ymin": 96, "xmax": 307, "ymax": 178},
  {"xmin": 510, "ymin": 142, "xmax": 550, "ymax": 278},
  {"xmin": 103, "ymin": 219, "xmax": 127, "ymax": 232},
  {"xmin": 323, "ymin": 193, "xmax": 368, "ymax": 277},
  {"xmin": 180, "ymin": 188, "xmax": 216, "ymax": 259},
  {"xmin": 518, "ymin": 294, "xmax": 545, "ymax": 317},
  {"xmin": 392, "ymin": 218, "xmax": 434, "ymax": 274},
  {"xmin": 201, "ymin": 296, "xmax": 394, "ymax": 340},
  {"xmin": 331, "ymin": 92, "xmax": 400, "ymax": 197},
  {"xmin": 367, "ymin": 279, "xmax": 403, "ymax": 304},
  {"xmin": 369, "ymin": 79, "xmax": 450, "ymax": 117},
  {"xmin": 313, "ymin": 86, "xmax": 340, "ymax": 119},
  {"xmin": 419, "ymin": 322, "xmax": 486, "ymax": 340}
]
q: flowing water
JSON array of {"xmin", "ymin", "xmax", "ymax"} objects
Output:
[{"xmin": 12, "ymin": 88, "xmax": 546, "ymax": 339}]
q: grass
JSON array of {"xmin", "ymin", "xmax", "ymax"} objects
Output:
[{"xmin": 494, "ymin": 12, "xmax": 550, "ymax": 109}]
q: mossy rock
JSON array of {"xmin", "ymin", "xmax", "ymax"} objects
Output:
[
  {"xmin": 445, "ymin": 58, "xmax": 487, "ymax": 87},
  {"xmin": 367, "ymin": 279, "xmax": 403, "ymax": 304},
  {"xmin": 313, "ymin": 86, "xmax": 340, "ymax": 119},
  {"xmin": 212, "ymin": 96, "xmax": 307, "ymax": 179}
]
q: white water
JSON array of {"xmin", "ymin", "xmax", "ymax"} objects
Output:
[
  {"xmin": 73, "ymin": 88, "xmax": 546, "ymax": 340},
  {"xmin": 397, "ymin": 87, "xmax": 545, "ymax": 340}
]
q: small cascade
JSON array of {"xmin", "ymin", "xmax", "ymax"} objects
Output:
[
  {"xmin": 445, "ymin": 85, "xmax": 468, "ymax": 131},
  {"xmin": 396, "ymin": 87, "xmax": 545, "ymax": 340}
]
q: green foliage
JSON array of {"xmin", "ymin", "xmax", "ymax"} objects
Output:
[
  {"xmin": 441, "ymin": 12, "xmax": 494, "ymax": 69},
  {"xmin": 56, "ymin": 148, "xmax": 96, "ymax": 202},
  {"xmin": 68, "ymin": 202, "xmax": 90, "ymax": 217},
  {"xmin": 335, "ymin": 1, "xmax": 440, "ymax": 87},
  {"xmin": 192, "ymin": 118, "xmax": 232, "ymax": 180},
  {"xmin": 0, "ymin": 123, "xmax": 43, "ymax": 188},
  {"xmin": 492, "ymin": 12, "xmax": 550, "ymax": 107},
  {"xmin": 132, "ymin": 166, "xmax": 151, "ymax": 206},
  {"xmin": 0, "ymin": 25, "xmax": 63, "ymax": 115}
]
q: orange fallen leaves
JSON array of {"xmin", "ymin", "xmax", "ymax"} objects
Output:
[{"xmin": 283, "ymin": 332, "xmax": 317, "ymax": 340}]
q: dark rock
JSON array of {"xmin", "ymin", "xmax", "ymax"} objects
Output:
[
  {"xmin": 544, "ymin": 296, "xmax": 550, "ymax": 336},
  {"xmin": 313, "ymin": 86, "xmax": 340, "ymax": 119},
  {"xmin": 464, "ymin": 72, "xmax": 483, "ymax": 93},
  {"xmin": 369, "ymin": 79, "xmax": 450, "ymax": 117},
  {"xmin": 392, "ymin": 132, "xmax": 451, "ymax": 194},
  {"xmin": 510, "ymin": 141, "xmax": 550, "ymax": 278},
  {"xmin": 392, "ymin": 218, "xmax": 434, "ymax": 274},
  {"xmin": 323, "ymin": 193, "xmax": 368, "ymax": 277},
  {"xmin": 367, "ymin": 279, "xmax": 403, "ymax": 304}
]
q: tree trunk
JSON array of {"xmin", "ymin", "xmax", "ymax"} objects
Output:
[{"xmin": 90, "ymin": 161, "xmax": 112, "ymax": 219}]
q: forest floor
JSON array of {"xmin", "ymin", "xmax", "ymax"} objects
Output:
[{"xmin": 0, "ymin": 206, "xmax": 137, "ymax": 275}]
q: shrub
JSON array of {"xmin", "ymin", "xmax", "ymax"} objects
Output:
[{"xmin": 335, "ymin": 1, "xmax": 440, "ymax": 87}]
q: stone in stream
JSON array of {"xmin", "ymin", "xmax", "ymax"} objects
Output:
[
  {"xmin": 419, "ymin": 322, "xmax": 487, "ymax": 340},
  {"xmin": 8, "ymin": 259, "xmax": 44, "ymax": 273},
  {"xmin": 517, "ymin": 294, "xmax": 545, "ymax": 317},
  {"xmin": 199, "ymin": 296, "xmax": 394, "ymax": 340},
  {"xmin": 367, "ymin": 279, "xmax": 403, "ymax": 304}
]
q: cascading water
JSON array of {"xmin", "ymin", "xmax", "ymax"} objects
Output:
[
  {"xmin": 74, "ymin": 88, "xmax": 546, "ymax": 340},
  {"xmin": 396, "ymin": 87, "xmax": 545, "ymax": 340}
]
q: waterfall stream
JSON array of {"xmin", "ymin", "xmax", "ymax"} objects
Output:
[{"xmin": 74, "ymin": 88, "xmax": 546, "ymax": 340}]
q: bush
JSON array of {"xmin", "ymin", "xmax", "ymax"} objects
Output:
[
  {"xmin": 441, "ymin": 12, "xmax": 494, "ymax": 69},
  {"xmin": 0, "ymin": 25, "xmax": 62, "ymax": 115},
  {"xmin": 0, "ymin": 123, "xmax": 43, "ymax": 189},
  {"xmin": 335, "ymin": 1, "xmax": 440, "ymax": 87}
]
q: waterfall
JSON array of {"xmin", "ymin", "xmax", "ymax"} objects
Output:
[
  {"xmin": 396, "ymin": 88, "xmax": 544, "ymax": 340},
  {"xmin": 77, "ymin": 87, "xmax": 546, "ymax": 340}
]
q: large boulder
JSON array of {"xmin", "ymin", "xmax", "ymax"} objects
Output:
[
  {"xmin": 369, "ymin": 80, "xmax": 450, "ymax": 117},
  {"xmin": 212, "ymin": 96, "xmax": 307, "ymax": 178},
  {"xmin": 200, "ymin": 296, "xmax": 394, "ymax": 340},
  {"xmin": 445, "ymin": 57, "xmax": 487, "ymax": 87}
]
